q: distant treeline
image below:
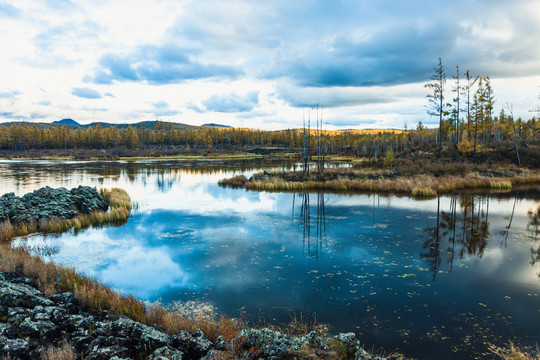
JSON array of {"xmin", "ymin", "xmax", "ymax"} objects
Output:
[{"xmin": 0, "ymin": 115, "xmax": 538, "ymax": 158}]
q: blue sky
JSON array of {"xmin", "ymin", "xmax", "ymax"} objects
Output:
[{"xmin": 0, "ymin": 0, "xmax": 539, "ymax": 130}]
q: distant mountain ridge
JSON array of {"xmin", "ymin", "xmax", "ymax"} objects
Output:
[
  {"xmin": 202, "ymin": 123, "xmax": 232, "ymax": 128},
  {"xmin": 53, "ymin": 118, "xmax": 80, "ymax": 126},
  {"xmin": 0, "ymin": 120, "xmax": 197, "ymax": 130}
]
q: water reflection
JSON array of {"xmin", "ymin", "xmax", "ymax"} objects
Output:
[
  {"xmin": 293, "ymin": 193, "xmax": 327, "ymax": 259},
  {"xmin": 421, "ymin": 195, "xmax": 496, "ymax": 281},
  {"xmin": 528, "ymin": 205, "xmax": 540, "ymax": 273},
  {"xmin": 0, "ymin": 158, "xmax": 298, "ymax": 196}
]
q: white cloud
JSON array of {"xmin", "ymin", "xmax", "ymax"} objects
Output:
[{"xmin": 1, "ymin": 0, "xmax": 540, "ymax": 128}]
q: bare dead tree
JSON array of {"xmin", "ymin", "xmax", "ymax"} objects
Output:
[{"xmin": 506, "ymin": 102, "xmax": 521, "ymax": 167}]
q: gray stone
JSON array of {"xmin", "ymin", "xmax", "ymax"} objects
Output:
[
  {"xmin": 147, "ymin": 346, "xmax": 184, "ymax": 360},
  {"xmin": 0, "ymin": 338, "xmax": 30, "ymax": 358},
  {"xmin": 172, "ymin": 329, "xmax": 212, "ymax": 359}
]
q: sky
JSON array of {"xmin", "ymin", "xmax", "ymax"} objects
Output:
[{"xmin": 1, "ymin": 0, "xmax": 540, "ymax": 130}]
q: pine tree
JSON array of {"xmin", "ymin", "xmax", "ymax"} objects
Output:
[{"xmin": 425, "ymin": 58, "xmax": 446, "ymax": 156}]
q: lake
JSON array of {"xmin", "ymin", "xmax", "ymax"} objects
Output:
[{"xmin": 2, "ymin": 159, "xmax": 540, "ymax": 359}]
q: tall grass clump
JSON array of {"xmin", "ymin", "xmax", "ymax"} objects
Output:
[
  {"xmin": 40, "ymin": 341, "xmax": 77, "ymax": 360},
  {"xmin": 411, "ymin": 187, "xmax": 437, "ymax": 198},
  {"xmin": 101, "ymin": 187, "xmax": 132, "ymax": 211},
  {"xmin": 490, "ymin": 180, "xmax": 512, "ymax": 190},
  {"xmin": 218, "ymin": 175, "xmax": 248, "ymax": 187}
]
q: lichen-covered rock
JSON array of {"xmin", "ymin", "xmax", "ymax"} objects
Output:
[
  {"xmin": 0, "ymin": 275, "xmax": 54, "ymax": 308},
  {"xmin": 0, "ymin": 338, "xmax": 30, "ymax": 358},
  {"xmin": 240, "ymin": 328, "xmax": 302, "ymax": 359},
  {"xmin": 172, "ymin": 329, "xmax": 212, "ymax": 359},
  {"xmin": 148, "ymin": 346, "xmax": 184, "ymax": 360},
  {"xmin": 0, "ymin": 185, "xmax": 108, "ymax": 225}
]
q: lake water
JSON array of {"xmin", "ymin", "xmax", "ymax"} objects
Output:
[{"xmin": 2, "ymin": 159, "xmax": 540, "ymax": 359}]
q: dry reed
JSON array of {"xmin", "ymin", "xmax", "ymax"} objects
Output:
[
  {"xmin": 39, "ymin": 341, "xmax": 77, "ymax": 360},
  {"xmin": 490, "ymin": 342, "xmax": 540, "ymax": 360}
]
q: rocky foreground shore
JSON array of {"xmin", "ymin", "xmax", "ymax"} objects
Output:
[{"xmin": 0, "ymin": 271, "xmax": 385, "ymax": 360}]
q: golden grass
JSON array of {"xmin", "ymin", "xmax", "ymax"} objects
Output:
[
  {"xmin": 218, "ymin": 175, "xmax": 248, "ymax": 187},
  {"xmin": 0, "ymin": 188, "xmax": 132, "ymax": 243},
  {"xmin": 40, "ymin": 341, "xmax": 77, "ymax": 360},
  {"xmin": 411, "ymin": 187, "xmax": 437, "ymax": 198},
  {"xmin": 490, "ymin": 180, "xmax": 512, "ymax": 189},
  {"xmin": 490, "ymin": 342, "xmax": 540, "ymax": 360},
  {"xmin": 221, "ymin": 172, "xmax": 540, "ymax": 197},
  {"xmin": 101, "ymin": 187, "xmax": 132, "ymax": 211}
]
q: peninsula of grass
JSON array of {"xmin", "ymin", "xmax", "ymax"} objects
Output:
[
  {"xmin": 0, "ymin": 186, "xmax": 133, "ymax": 243},
  {"xmin": 219, "ymin": 162, "xmax": 540, "ymax": 198}
]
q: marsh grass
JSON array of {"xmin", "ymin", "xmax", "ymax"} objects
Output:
[
  {"xmin": 218, "ymin": 175, "xmax": 248, "ymax": 187},
  {"xmin": 490, "ymin": 180, "xmax": 513, "ymax": 190},
  {"xmin": 0, "ymin": 188, "xmax": 133, "ymax": 243},
  {"xmin": 220, "ymin": 170, "xmax": 540, "ymax": 197},
  {"xmin": 411, "ymin": 187, "xmax": 437, "ymax": 198}
]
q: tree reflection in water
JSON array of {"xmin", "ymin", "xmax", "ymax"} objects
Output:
[
  {"xmin": 527, "ymin": 205, "xmax": 540, "ymax": 273},
  {"xmin": 421, "ymin": 195, "xmax": 491, "ymax": 281},
  {"xmin": 293, "ymin": 193, "xmax": 326, "ymax": 259}
]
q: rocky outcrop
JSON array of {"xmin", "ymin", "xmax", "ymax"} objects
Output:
[
  {"xmin": 0, "ymin": 186, "xmax": 108, "ymax": 224},
  {"xmin": 0, "ymin": 272, "xmax": 384, "ymax": 359}
]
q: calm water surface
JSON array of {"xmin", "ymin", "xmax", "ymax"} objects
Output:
[{"xmin": 2, "ymin": 159, "xmax": 540, "ymax": 360}]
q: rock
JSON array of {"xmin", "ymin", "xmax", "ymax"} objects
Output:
[
  {"xmin": 240, "ymin": 328, "xmax": 302, "ymax": 359},
  {"xmin": 172, "ymin": 329, "xmax": 212, "ymax": 359},
  {"xmin": 0, "ymin": 277, "xmax": 54, "ymax": 308},
  {"xmin": 148, "ymin": 346, "xmax": 184, "ymax": 360},
  {"xmin": 214, "ymin": 336, "xmax": 227, "ymax": 350},
  {"xmin": 0, "ymin": 185, "xmax": 108, "ymax": 226},
  {"xmin": 49, "ymin": 292, "xmax": 79, "ymax": 314},
  {"xmin": 0, "ymin": 338, "xmax": 30, "ymax": 358}
]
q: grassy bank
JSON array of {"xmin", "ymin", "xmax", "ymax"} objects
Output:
[
  {"xmin": 0, "ymin": 244, "xmax": 244, "ymax": 342},
  {"xmin": 219, "ymin": 170, "xmax": 540, "ymax": 198},
  {"xmin": 0, "ymin": 188, "xmax": 132, "ymax": 243}
]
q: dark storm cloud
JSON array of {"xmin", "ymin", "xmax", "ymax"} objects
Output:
[
  {"xmin": 72, "ymin": 87, "xmax": 102, "ymax": 99},
  {"xmin": 88, "ymin": 45, "xmax": 244, "ymax": 85},
  {"xmin": 202, "ymin": 92, "xmax": 259, "ymax": 113},
  {"xmin": 160, "ymin": 0, "xmax": 540, "ymax": 114}
]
